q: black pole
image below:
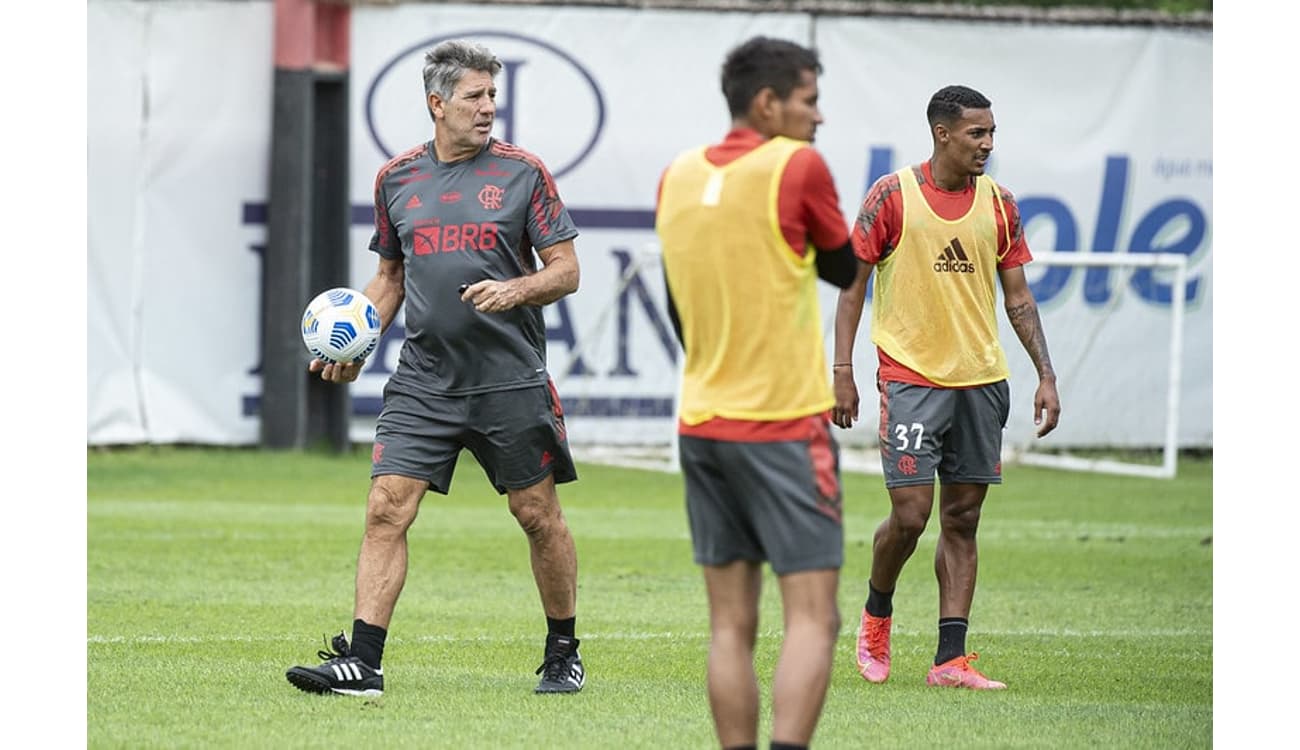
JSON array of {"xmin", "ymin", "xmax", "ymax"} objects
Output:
[
  {"xmin": 305, "ymin": 70, "xmax": 352, "ymax": 450},
  {"xmin": 261, "ymin": 2, "xmax": 350, "ymax": 452}
]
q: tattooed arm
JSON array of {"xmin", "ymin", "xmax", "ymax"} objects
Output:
[{"xmin": 999, "ymin": 265, "xmax": 1061, "ymax": 437}]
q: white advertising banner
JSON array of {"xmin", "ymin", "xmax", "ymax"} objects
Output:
[
  {"xmin": 814, "ymin": 17, "xmax": 1213, "ymax": 450},
  {"xmin": 87, "ymin": 1, "xmax": 1212, "ymax": 451},
  {"xmin": 89, "ymin": 0, "xmax": 273, "ymax": 445},
  {"xmin": 341, "ymin": 5, "xmax": 812, "ymax": 447}
]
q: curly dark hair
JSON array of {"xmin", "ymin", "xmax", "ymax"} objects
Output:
[
  {"xmin": 720, "ymin": 36, "xmax": 822, "ymax": 117},
  {"xmin": 926, "ymin": 85, "xmax": 992, "ymax": 126}
]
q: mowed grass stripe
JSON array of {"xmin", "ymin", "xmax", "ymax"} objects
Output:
[
  {"xmin": 88, "ymin": 447, "xmax": 1212, "ymax": 749},
  {"xmin": 88, "ymin": 498, "xmax": 1210, "ymax": 541},
  {"xmin": 87, "ymin": 625, "xmax": 1212, "ymax": 646}
]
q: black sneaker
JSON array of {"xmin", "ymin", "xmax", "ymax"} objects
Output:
[
  {"xmin": 286, "ymin": 632, "xmax": 384, "ymax": 697},
  {"xmin": 534, "ymin": 634, "xmax": 585, "ymax": 694}
]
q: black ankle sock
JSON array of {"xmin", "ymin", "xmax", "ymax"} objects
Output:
[
  {"xmin": 936, "ymin": 617, "xmax": 968, "ymax": 665},
  {"xmin": 865, "ymin": 583, "xmax": 894, "ymax": 618},
  {"xmin": 771, "ymin": 743, "xmax": 808, "ymax": 750},
  {"xmin": 547, "ymin": 616, "xmax": 576, "ymax": 638},
  {"xmin": 350, "ymin": 619, "xmax": 387, "ymax": 669},
  {"xmin": 723, "ymin": 745, "xmax": 756, "ymax": 750}
]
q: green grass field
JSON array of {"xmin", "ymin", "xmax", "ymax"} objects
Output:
[{"xmin": 87, "ymin": 446, "xmax": 1212, "ymax": 748}]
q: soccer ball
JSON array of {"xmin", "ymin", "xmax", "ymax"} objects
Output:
[{"xmin": 301, "ymin": 287, "xmax": 382, "ymax": 364}]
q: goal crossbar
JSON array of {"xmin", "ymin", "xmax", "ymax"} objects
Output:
[
  {"xmin": 559, "ymin": 249, "xmax": 1192, "ymax": 481},
  {"xmin": 1008, "ymin": 251, "xmax": 1188, "ymax": 479}
]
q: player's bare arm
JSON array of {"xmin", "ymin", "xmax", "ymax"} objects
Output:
[
  {"xmin": 462, "ymin": 239, "xmax": 579, "ymax": 313},
  {"xmin": 999, "ymin": 265, "xmax": 1061, "ymax": 437},
  {"xmin": 312, "ymin": 256, "xmax": 406, "ymax": 384},
  {"xmin": 365, "ymin": 255, "xmax": 407, "ymax": 334},
  {"xmin": 831, "ymin": 261, "xmax": 874, "ymax": 428}
]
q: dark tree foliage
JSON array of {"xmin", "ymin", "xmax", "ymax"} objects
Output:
[{"xmin": 886, "ymin": 0, "xmax": 1209, "ymax": 12}]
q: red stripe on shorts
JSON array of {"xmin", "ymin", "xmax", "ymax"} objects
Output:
[{"xmin": 808, "ymin": 420, "xmax": 841, "ymax": 523}]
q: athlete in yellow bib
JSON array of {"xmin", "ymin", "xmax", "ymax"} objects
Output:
[
  {"xmin": 833, "ymin": 85, "xmax": 1061, "ymax": 691},
  {"xmin": 657, "ymin": 36, "xmax": 856, "ymax": 750},
  {"xmin": 659, "ymin": 135, "xmax": 834, "ymax": 424},
  {"xmin": 872, "ymin": 165, "xmax": 1011, "ymax": 386}
]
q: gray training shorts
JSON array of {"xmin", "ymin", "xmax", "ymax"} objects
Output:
[
  {"xmin": 876, "ymin": 379, "xmax": 1010, "ymax": 488},
  {"xmin": 679, "ymin": 421, "xmax": 843, "ymax": 575},
  {"xmin": 371, "ymin": 378, "xmax": 577, "ymax": 495}
]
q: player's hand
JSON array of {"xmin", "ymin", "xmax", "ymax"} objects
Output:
[
  {"xmin": 1033, "ymin": 376, "xmax": 1061, "ymax": 437},
  {"xmin": 461, "ymin": 279, "xmax": 523, "ymax": 313},
  {"xmin": 831, "ymin": 367, "xmax": 859, "ymax": 429},
  {"xmin": 309, "ymin": 357, "xmax": 365, "ymax": 384}
]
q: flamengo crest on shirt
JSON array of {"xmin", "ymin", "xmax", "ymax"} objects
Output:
[{"xmin": 478, "ymin": 184, "xmax": 504, "ymax": 210}]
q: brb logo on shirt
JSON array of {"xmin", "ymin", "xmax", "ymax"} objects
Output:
[
  {"xmin": 364, "ymin": 31, "xmax": 607, "ymax": 179},
  {"xmin": 412, "ymin": 220, "xmax": 499, "ymax": 254}
]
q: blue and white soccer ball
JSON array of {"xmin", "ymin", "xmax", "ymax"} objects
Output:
[{"xmin": 301, "ymin": 287, "xmax": 382, "ymax": 365}]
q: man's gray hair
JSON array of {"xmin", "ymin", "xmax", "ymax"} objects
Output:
[{"xmin": 422, "ymin": 39, "xmax": 502, "ymax": 101}]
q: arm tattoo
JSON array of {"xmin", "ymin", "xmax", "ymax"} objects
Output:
[{"xmin": 1006, "ymin": 299, "xmax": 1055, "ymax": 380}]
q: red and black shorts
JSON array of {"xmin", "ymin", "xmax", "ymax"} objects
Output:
[
  {"xmin": 371, "ymin": 378, "xmax": 576, "ymax": 495},
  {"xmin": 876, "ymin": 379, "xmax": 1010, "ymax": 488},
  {"xmin": 678, "ymin": 416, "xmax": 843, "ymax": 575}
]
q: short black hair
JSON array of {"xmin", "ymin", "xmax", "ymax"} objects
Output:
[
  {"xmin": 720, "ymin": 36, "xmax": 822, "ymax": 118},
  {"xmin": 926, "ymin": 85, "xmax": 992, "ymax": 126}
]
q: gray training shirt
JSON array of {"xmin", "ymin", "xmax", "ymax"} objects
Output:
[{"xmin": 369, "ymin": 137, "xmax": 580, "ymax": 396}]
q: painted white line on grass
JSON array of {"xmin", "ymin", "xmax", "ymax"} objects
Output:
[{"xmin": 88, "ymin": 625, "xmax": 1209, "ymax": 646}]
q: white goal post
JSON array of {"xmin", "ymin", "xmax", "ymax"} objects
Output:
[
  {"xmin": 1003, "ymin": 252, "xmax": 1189, "ymax": 480},
  {"xmin": 556, "ymin": 248, "xmax": 1193, "ymax": 480}
]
